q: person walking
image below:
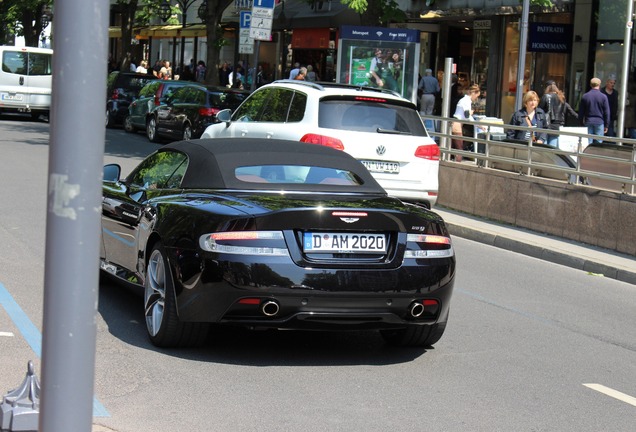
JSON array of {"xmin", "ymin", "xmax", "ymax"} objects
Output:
[
  {"xmin": 418, "ymin": 68, "xmax": 440, "ymax": 116},
  {"xmin": 451, "ymin": 84, "xmax": 480, "ymax": 161},
  {"xmin": 289, "ymin": 62, "xmax": 301, "ymax": 80},
  {"xmin": 294, "ymin": 67, "xmax": 307, "ymax": 80},
  {"xmin": 507, "ymin": 90, "xmax": 548, "ymax": 144},
  {"xmin": 579, "ymin": 77, "xmax": 610, "ymax": 144},
  {"xmin": 539, "ymin": 82, "xmax": 578, "ymax": 147},
  {"xmin": 601, "ymin": 74, "xmax": 618, "ymax": 137}
]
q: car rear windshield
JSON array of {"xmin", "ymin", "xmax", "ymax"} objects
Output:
[
  {"xmin": 318, "ymin": 98, "xmax": 427, "ymax": 136},
  {"xmin": 235, "ymin": 165, "xmax": 363, "ymax": 186},
  {"xmin": 209, "ymin": 91, "xmax": 249, "ymax": 110}
]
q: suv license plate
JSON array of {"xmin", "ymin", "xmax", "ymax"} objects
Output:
[
  {"xmin": 303, "ymin": 232, "xmax": 387, "ymax": 253},
  {"xmin": 361, "ymin": 160, "xmax": 400, "ymax": 174},
  {"xmin": 1, "ymin": 93, "xmax": 23, "ymax": 101}
]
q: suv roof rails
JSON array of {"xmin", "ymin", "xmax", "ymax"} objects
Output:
[{"xmin": 271, "ymin": 79, "xmax": 403, "ymax": 98}]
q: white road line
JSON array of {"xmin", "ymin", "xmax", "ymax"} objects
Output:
[
  {"xmin": 583, "ymin": 383, "xmax": 636, "ymax": 407},
  {"xmin": 0, "ymin": 331, "xmax": 15, "ymax": 337}
]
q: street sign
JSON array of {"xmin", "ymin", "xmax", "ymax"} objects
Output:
[
  {"xmin": 240, "ymin": 11, "xmax": 254, "ymax": 54},
  {"xmin": 240, "ymin": 10, "xmax": 252, "ymax": 29},
  {"xmin": 249, "ymin": 0, "xmax": 274, "ymax": 41}
]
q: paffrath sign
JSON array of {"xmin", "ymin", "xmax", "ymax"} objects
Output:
[{"xmin": 528, "ymin": 23, "xmax": 573, "ymax": 53}]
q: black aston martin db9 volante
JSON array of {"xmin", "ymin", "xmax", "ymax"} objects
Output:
[{"xmin": 101, "ymin": 138, "xmax": 456, "ymax": 348}]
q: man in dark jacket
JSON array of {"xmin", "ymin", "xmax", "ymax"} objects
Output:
[
  {"xmin": 601, "ymin": 75, "xmax": 618, "ymax": 137},
  {"xmin": 579, "ymin": 77, "xmax": 611, "ymax": 144}
]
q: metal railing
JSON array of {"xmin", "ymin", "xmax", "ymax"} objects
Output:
[{"xmin": 422, "ymin": 115, "xmax": 636, "ymax": 196}]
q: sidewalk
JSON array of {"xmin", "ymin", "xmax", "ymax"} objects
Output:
[{"xmin": 433, "ymin": 206, "xmax": 636, "ymax": 286}]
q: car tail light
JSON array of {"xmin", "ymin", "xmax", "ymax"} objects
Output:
[
  {"xmin": 154, "ymin": 94, "xmax": 161, "ymax": 106},
  {"xmin": 404, "ymin": 234, "xmax": 453, "ymax": 258},
  {"xmin": 199, "ymin": 231, "xmax": 289, "ymax": 256},
  {"xmin": 414, "ymin": 144, "xmax": 440, "ymax": 160},
  {"xmin": 111, "ymin": 89, "xmax": 119, "ymax": 100},
  {"xmin": 199, "ymin": 107, "xmax": 221, "ymax": 117},
  {"xmin": 300, "ymin": 134, "xmax": 345, "ymax": 151}
]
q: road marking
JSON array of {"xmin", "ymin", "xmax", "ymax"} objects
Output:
[
  {"xmin": 0, "ymin": 331, "xmax": 15, "ymax": 337},
  {"xmin": 0, "ymin": 282, "xmax": 109, "ymax": 417},
  {"xmin": 583, "ymin": 383, "xmax": 636, "ymax": 407}
]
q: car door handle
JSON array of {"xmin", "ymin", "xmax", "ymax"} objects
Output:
[{"xmin": 19, "ymin": 76, "xmax": 24, "ymax": 85}]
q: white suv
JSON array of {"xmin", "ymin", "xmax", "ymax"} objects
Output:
[{"xmin": 201, "ymin": 80, "xmax": 439, "ymax": 207}]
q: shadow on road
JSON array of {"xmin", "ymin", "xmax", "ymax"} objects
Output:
[{"xmin": 98, "ymin": 278, "xmax": 431, "ymax": 367}]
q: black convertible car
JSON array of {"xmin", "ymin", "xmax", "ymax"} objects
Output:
[{"xmin": 101, "ymin": 139, "xmax": 456, "ymax": 348}]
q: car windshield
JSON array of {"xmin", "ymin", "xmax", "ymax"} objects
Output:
[
  {"xmin": 318, "ymin": 99, "xmax": 427, "ymax": 136},
  {"xmin": 235, "ymin": 165, "xmax": 363, "ymax": 186}
]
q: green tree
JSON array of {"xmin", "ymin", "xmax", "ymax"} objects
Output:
[
  {"xmin": 0, "ymin": 0, "xmax": 52, "ymax": 47},
  {"xmin": 200, "ymin": 0, "xmax": 234, "ymax": 85}
]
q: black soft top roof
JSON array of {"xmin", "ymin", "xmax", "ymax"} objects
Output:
[{"xmin": 161, "ymin": 138, "xmax": 386, "ymax": 194}]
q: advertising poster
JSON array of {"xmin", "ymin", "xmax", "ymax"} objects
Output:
[{"xmin": 337, "ymin": 26, "xmax": 420, "ymax": 104}]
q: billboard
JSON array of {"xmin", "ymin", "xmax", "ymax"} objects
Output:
[{"xmin": 336, "ymin": 26, "xmax": 420, "ymax": 104}]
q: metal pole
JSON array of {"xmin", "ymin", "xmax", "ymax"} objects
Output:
[
  {"xmin": 441, "ymin": 57, "xmax": 454, "ymax": 161},
  {"xmin": 251, "ymin": 40, "xmax": 261, "ymax": 91},
  {"xmin": 515, "ymin": 0, "xmax": 530, "ymax": 111},
  {"xmin": 39, "ymin": 0, "xmax": 108, "ymax": 430},
  {"xmin": 617, "ymin": 0, "xmax": 634, "ymax": 141}
]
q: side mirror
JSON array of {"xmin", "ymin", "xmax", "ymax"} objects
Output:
[
  {"xmin": 217, "ymin": 108, "xmax": 232, "ymax": 125},
  {"xmin": 103, "ymin": 164, "xmax": 121, "ymax": 182}
]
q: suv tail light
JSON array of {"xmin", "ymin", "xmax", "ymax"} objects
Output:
[
  {"xmin": 414, "ymin": 144, "xmax": 440, "ymax": 160},
  {"xmin": 300, "ymin": 134, "xmax": 345, "ymax": 151},
  {"xmin": 199, "ymin": 107, "xmax": 220, "ymax": 117}
]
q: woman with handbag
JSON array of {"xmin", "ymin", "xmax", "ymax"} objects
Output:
[
  {"xmin": 539, "ymin": 83, "xmax": 578, "ymax": 146},
  {"xmin": 507, "ymin": 90, "xmax": 548, "ymax": 144}
]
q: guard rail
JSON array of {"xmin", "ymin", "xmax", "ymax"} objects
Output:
[{"xmin": 422, "ymin": 115, "xmax": 636, "ymax": 196}]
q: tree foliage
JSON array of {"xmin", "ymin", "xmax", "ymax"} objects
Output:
[{"xmin": 0, "ymin": 0, "xmax": 52, "ymax": 47}]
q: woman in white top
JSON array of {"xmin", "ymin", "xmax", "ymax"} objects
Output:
[{"xmin": 451, "ymin": 84, "xmax": 480, "ymax": 162}]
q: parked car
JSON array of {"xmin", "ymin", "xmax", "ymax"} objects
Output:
[
  {"xmin": 0, "ymin": 46, "xmax": 53, "ymax": 119},
  {"xmin": 201, "ymin": 80, "xmax": 440, "ymax": 208},
  {"xmin": 124, "ymin": 79, "xmax": 193, "ymax": 134},
  {"xmin": 101, "ymin": 138, "xmax": 456, "ymax": 348},
  {"xmin": 106, "ymin": 71, "xmax": 157, "ymax": 128},
  {"xmin": 146, "ymin": 84, "xmax": 249, "ymax": 142}
]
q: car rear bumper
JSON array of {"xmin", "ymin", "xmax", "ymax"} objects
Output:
[{"xmin": 172, "ymin": 252, "xmax": 455, "ymax": 330}]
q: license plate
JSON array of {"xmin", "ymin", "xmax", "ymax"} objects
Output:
[
  {"xmin": 361, "ymin": 160, "xmax": 400, "ymax": 174},
  {"xmin": 303, "ymin": 232, "xmax": 387, "ymax": 253},
  {"xmin": 1, "ymin": 93, "xmax": 23, "ymax": 101}
]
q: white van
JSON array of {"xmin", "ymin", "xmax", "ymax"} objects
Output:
[{"xmin": 0, "ymin": 46, "xmax": 53, "ymax": 118}]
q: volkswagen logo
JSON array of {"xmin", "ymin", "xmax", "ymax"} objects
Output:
[{"xmin": 376, "ymin": 145, "xmax": 386, "ymax": 155}]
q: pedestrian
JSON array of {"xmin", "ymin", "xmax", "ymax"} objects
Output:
[
  {"xmin": 152, "ymin": 59, "xmax": 162, "ymax": 78},
  {"xmin": 579, "ymin": 77, "xmax": 610, "ymax": 144},
  {"xmin": 418, "ymin": 68, "xmax": 440, "ymax": 116},
  {"xmin": 451, "ymin": 84, "xmax": 480, "ymax": 161},
  {"xmin": 196, "ymin": 60, "xmax": 207, "ymax": 83},
  {"xmin": 506, "ymin": 90, "xmax": 548, "ymax": 144},
  {"xmin": 135, "ymin": 60, "xmax": 148, "ymax": 74},
  {"xmin": 159, "ymin": 60, "xmax": 172, "ymax": 80},
  {"xmin": 219, "ymin": 61, "xmax": 231, "ymax": 86},
  {"xmin": 306, "ymin": 65, "xmax": 317, "ymax": 82},
  {"xmin": 601, "ymin": 74, "xmax": 618, "ymax": 137},
  {"xmin": 289, "ymin": 62, "xmax": 301, "ymax": 80},
  {"xmin": 539, "ymin": 82, "xmax": 578, "ymax": 147},
  {"xmin": 625, "ymin": 80, "xmax": 636, "ymax": 138},
  {"xmin": 294, "ymin": 67, "xmax": 307, "ymax": 81}
]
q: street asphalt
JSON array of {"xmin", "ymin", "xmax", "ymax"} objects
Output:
[{"xmin": 433, "ymin": 206, "xmax": 636, "ymax": 286}]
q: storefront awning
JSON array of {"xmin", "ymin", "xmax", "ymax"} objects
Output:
[{"xmin": 108, "ymin": 24, "xmax": 208, "ymax": 39}]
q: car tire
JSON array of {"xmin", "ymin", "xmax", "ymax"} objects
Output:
[
  {"xmin": 144, "ymin": 242, "xmax": 209, "ymax": 348},
  {"xmin": 106, "ymin": 109, "xmax": 113, "ymax": 129},
  {"xmin": 123, "ymin": 115, "xmax": 135, "ymax": 133},
  {"xmin": 380, "ymin": 322, "xmax": 447, "ymax": 347},
  {"xmin": 182, "ymin": 123, "xmax": 192, "ymax": 141},
  {"xmin": 147, "ymin": 116, "xmax": 160, "ymax": 143}
]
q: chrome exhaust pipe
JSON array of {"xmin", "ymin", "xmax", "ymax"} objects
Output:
[
  {"xmin": 409, "ymin": 302, "xmax": 425, "ymax": 318},
  {"xmin": 261, "ymin": 300, "xmax": 280, "ymax": 317}
]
